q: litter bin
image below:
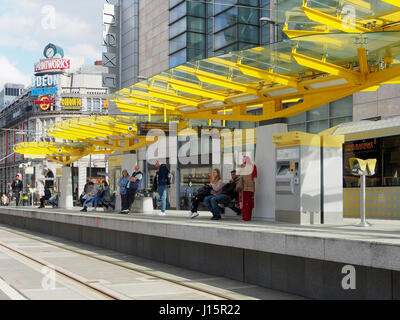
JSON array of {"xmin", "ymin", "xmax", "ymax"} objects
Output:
[{"xmin": 22, "ymin": 193, "xmax": 30, "ymax": 206}]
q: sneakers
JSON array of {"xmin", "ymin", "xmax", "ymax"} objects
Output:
[
  {"xmin": 80, "ymin": 208, "xmax": 87, "ymax": 212},
  {"xmin": 190, "ymin": 212, "xmax": 199, "ymax": 219},
  {"xmin": 120, "ymin": 210, "xmax": 129, "ymax": 214},
  {"xmin": 158, "ymin": 212, "xmax": 166, "ymax": 217},
  {"xmin": 211, "ymin": 216, "xmax": 221, "ymax": 221},
  {"xmin": 188, "ymin": 211, "xmax": 194, "ymax": 218},
  {"xmin": 91, "ymin": 208, "xmax": 97, "ymax": 212}
]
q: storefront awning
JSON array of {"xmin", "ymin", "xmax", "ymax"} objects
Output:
[{"xmin": 324, "ymin": 116, "xmax": 400, "ymax": 141}]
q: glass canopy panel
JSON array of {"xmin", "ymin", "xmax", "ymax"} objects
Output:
[
  {"xmin": 112, "ymin": 30, "xmax": 400, "ymax": 112},
  {"xmin": 276, "ymin": 0, "xmax": 399, "ymax": 24}
]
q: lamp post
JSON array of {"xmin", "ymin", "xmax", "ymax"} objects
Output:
[{"xmin": 260, "ymin": 17, "xmax": 280, "ymax": 43}]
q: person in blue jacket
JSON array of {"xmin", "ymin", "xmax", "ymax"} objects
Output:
[{"xmin": 118, "ymin": 170, "xmax": 130, "ymax": 214}]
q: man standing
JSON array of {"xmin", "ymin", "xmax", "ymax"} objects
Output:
[
  {"xmin": 155, "ymin": 161, "xmax": 170, "ymax": 216},
  {"xmin": 121, "ymin": 166, "xmax": 143, "ymax": 214},
  {"xmin": 11, "ymin": 175, "xmax": 23, "ymax": 206}
]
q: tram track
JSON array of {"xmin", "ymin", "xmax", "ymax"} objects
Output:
[
  {"xmin": 0, "ymin": 225, "xmax": 233, "ymax": 300},
  {"xmin": 0, "ymin": 239, "xmax": 130, "ymax": 300}
]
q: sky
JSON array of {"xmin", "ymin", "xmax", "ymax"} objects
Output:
[{"xmin": 0, "ymin": 0, "xmax": 105, "ymax": 88}]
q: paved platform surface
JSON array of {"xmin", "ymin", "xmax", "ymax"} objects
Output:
[{"xmin": 1, "ymin": 206, "xmax": 400, "ymax": 272}]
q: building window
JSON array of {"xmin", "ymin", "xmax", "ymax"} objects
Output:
[
  {"xmin": 93, "ymin": 99, "xmax": 101, "ymax": 112},
  {"xmin": 170, "ymin": 49, "xmax": 187, "ymax": 68},
  {"xmin": 288, "ymin": 95, "xmax": 354, "ymax": 134}
]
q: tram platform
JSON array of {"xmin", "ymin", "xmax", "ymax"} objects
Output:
[{"xmin": 1, "ymin": 206, "xmax": 400, "ymax": 299}]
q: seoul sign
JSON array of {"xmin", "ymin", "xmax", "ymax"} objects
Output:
[{"xmin": 61, "ymin": 98, "xmax": 82, "ymax": 110}]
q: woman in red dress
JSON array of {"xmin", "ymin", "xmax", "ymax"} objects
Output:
[{"xmin": 238, "ymin": 156, "xmax": 258, "ymax": 222}]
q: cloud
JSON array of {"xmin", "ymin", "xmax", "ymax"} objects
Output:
[
  {"xmin": 0, "ymin": 0, "xmax": 104, "ymax": 77},
  {"xmin": 0, "ymin": 56, "xmax": 31, "ymax": 88}
]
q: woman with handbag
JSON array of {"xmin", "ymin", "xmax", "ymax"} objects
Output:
[{"xmin": 237, "ymin": 156, "xmax": 258, "ymax": 222}]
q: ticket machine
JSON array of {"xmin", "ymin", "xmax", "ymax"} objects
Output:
[{"xmin": 273, "ymin": 132, "xmax": 344, "ymax": 225}]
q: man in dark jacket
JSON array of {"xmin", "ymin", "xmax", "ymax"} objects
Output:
[
  {"xmin": 205, "ymin": 174, "xmax": 240, "ymax": 220},
  {"xmin": 11, "ymin": 175, "xmax": 23, "ymax": 206},
  {"xmin": 155, "ymin": 161, "xmax": 170, "ymax": 216}
]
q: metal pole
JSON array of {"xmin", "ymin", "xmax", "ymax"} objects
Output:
[
  {"xmin": 89, "ymin": 155, "xmax": 92, "ymax": 180},
  {"xmin": 358, "ymin": 174, "xmax": 371, "ymax": 227}
]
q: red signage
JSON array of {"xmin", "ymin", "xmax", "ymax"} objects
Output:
[
  {"xmin": 34, "ymin": 58, "xmax": 70, "ymax": 73},
  {"xmin": 35, "ymin": 96, "xmax": 55, "ymax": 111},
  {"xmin": 344, "ymin": 142, "xmax": 375, "ymax": 152}
]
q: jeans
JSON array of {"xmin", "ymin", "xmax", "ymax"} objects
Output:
[
  {"xmin": 204, "ymin": 194, "xmax": 231, "ymax": 218},
  {"xmin": 84, "ymin": 196, "xmax": 104, "ymax": 209},
  {"xmin": 158, "ymin": 184, "xmax": 167, "ymax": 213}
]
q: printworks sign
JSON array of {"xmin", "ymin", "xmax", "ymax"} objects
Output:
[{"xmin": 34, "ymin": 58, "xmax": 70, "ymax": 73}]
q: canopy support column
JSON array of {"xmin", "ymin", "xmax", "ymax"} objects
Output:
[{"xmin": 59, "ymin": 165, "xmax": 74, "ymax": 209}]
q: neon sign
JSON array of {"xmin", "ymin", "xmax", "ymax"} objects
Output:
[
  {"xmin": 32, "ymin": 74, "xmax": 60, "ymax": 88},
  {"xmin": 35, "ymin": 96, "xmax": 54, "ymax": 111},
  {"xmin": 34, "ymin": 58, "xmax": 70, "ymax": 73},
  {"xmin": 31, "ymin": 87, "xmax": 58, "ymax": 96}
]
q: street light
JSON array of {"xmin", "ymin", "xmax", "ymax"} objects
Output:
[{"xmin": 260, "ymin": 17, "xmax": 280, "ymax": 43}]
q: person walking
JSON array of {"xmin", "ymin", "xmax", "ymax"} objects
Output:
[
  {"xmin": 237, "ymin": 156, "xmax": 258, "ymax": 222},
  {"xmin": 155, "ymin": 161, "xmax": 170, "ymax": 216},
  {"xmin": 121, "ymin": 166, "xmax": 143, "ymax": 214},
  {"xmin": 118, "ymin": 170, "xmax": 130, "ymax": 213},
  {"xmin": 190, "ymin": 169, "xmax": 224, "ymax": 219},
  {"xmin": 11, "ymin": 175, "xmax": 23, "ymax": 206}
]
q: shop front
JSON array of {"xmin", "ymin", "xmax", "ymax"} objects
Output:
[{"xmin": 332, "ymin": 119, "xmax": 400, "ymax": 219}]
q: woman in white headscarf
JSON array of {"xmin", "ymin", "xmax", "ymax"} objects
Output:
[{"xmin": 237, "ymin": 155, "xmax": 258, "ymax": 221}]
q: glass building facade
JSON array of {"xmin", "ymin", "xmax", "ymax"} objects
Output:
[
  {"xmin": 169, "ymin": 0, "xmax": 274, "ymax": 68},
  {"xmin": 287, "ymin": 96, "xmax": 354, "ymax": 134}
]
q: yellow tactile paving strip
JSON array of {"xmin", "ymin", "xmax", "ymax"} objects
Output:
[{"xmin": 343, "ymin": 187, "xmax": 400, "ymax": 219}]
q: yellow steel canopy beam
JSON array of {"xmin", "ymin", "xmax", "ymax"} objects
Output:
[
  {"xmin": 210, "ymin": 57, "xmax": 299, "ymax": 88},
  {"xmin": 154, "ymin": 75, "xmax": 229, "ymax": 101},
  {"xmin": 176, "ymin": 65, "xmax": 259, "ymax": 95},
  {"xmin": 291, "ymin": 48, "xmax": 361, "ymax": 84}
]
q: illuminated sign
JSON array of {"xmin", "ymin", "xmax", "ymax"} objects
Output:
[
  {"xmin": 32, "ymin": 74, "xmax": 60, "ymax": 88},
  {"xmin": 31, "ymin": 87, "xmax": 58, "ymax": 96},
  {"xmin": 34, "ymin": 58, "xmax": 70, "ymax": 73},
  {"xmin": 345, "ymin": 141, "xmax": 375, "ymax": 152},
  {"xmin": 35, "ymin": 96, "xmax": 55, "ymax": 111},
  {"xmin": 61, "ymin": 98, "xmax": 82, "ymax": 110}
]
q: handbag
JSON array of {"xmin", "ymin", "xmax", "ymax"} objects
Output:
[{"xmin": 235, "ymin": 177, "xmax": 244, "ymax": 192}]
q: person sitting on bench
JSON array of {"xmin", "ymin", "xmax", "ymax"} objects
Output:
[
  {"xmin": 189, "ymin": 169, "xmax": 224, "ymax": 219},
  {"xmin": 204, "ymin": 172, "xmax": 240, "ymax": 221},
  {"xmin": 39, "ymin": 188, "xmax": 52, "ymax": 208},
  {"xmin": 81, "ymin": 181, "xmax": 110, "ymax": 212}
]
